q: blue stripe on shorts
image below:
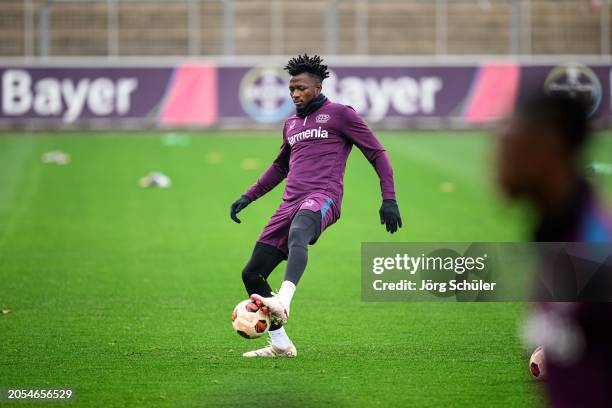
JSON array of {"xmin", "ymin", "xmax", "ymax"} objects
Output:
[{"xmin": 321, "ymin": 197, "xmax": 334, "ymax": 217}]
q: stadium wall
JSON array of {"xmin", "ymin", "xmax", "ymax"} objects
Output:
[{"xmin": 0, "ymin": 60, "xmax": 608, "ymax": 130}]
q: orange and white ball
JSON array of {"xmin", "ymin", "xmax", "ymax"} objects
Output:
[
  {"xmin": 231, "ymin": 299, "xmax": 270, "ymax": 339},
  {"xmin": 529, "ymin": 346, "xmax": 546, "ymax": 380}
]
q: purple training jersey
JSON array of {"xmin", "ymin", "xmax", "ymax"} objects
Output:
[
  {"xmin": 531, "ymin": 180, "xmax": 612, "ymax": 408},
  {"xmin": 244, "ymin": 99, "xmax": 396, "ymax": 212}
]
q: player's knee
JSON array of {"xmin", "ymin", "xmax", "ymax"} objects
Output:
[
  {"xmin": 241, "ymin": 265, "xmax": 260, "ymax": 288},
  {"xmin": 288, "ymin": 224, "xmax": 310, "ymax": 249},
  {"xmin": 289, "ymin": 211, "xmax": 320, "ymax": 249}
]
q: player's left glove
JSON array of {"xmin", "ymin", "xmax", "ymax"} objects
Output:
[
  {"xmin": 230, "ymin": 195, "xmax": 252, "ymax": 224},
  {"xmin": 379, "ymin": 199, "xmax": 402, "ymax": 234}
]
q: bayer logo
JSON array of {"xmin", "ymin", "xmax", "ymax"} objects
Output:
[
  {"xmin": 239, "ymin": 66, "xmax": 294, "ymax": 123},
  {"xmin": 544, "ymin": 63, "xmax": 602, "ymax": 116}
]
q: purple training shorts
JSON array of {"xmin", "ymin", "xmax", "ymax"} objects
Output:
[{"xmin": 257, "ymin": 192, "xmax": 339, "ymax": 256}]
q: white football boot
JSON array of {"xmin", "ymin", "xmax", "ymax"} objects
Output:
[
  {"xmin": 242, "ymin": 341, "xmax": 297, "ymax": 358},
  {"xmin": 250, "ymin": 293, "xmax": 289, "ymax": 325}
]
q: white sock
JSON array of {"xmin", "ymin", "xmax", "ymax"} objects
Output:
[
  {"xmin": 277, "ymin": 280, "xmax": 296, "ymax": 309},
  {"xmin": 269, "ymin": 326, "xmax": 291, "ymax": 349}
]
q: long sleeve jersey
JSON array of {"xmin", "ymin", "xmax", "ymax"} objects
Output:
[{"xmin": 244, "ymin": 99, "xmax": 396, "ymax": 212}]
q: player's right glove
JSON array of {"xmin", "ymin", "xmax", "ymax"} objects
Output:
[
  {"xmin": 379, "ymin": 199, "xmax": 402, "ymax": 234},
  {"xmin": 230, "ymin": 195, "xmax": 252, "ymax": 224}
]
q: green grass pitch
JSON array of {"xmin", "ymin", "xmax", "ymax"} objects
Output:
[{"xmin": 1, "ymin": 131, "xmax": 611, "ymax": 407}]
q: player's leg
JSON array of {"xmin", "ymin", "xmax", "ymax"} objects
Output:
[
  {"xmin": 241, "ymin": 242, "xmax": 285, "ymax": 299},
  {"xmin": 241, "ymin": 242, "xmax": 297, "ymax": 357},
  {"xmin": 240, "ymin": 241, "xmax": 289, "ymax": 340},
  {"xmin": 279, "ymin": 209, "xmax": 321, "ymax": 303},
  {"xmin": 251, "ymin": 209, "xmax": 321, "ymax": 323},
  {"xmin": 242, "ymin": 207, "xmax": 297, "ymax": 357}
]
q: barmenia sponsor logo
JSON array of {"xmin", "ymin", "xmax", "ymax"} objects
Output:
[{"xmin": 287, "ymin": 126, "xmax": 329, "ymax": 146}]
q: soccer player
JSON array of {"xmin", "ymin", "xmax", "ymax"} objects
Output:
[
  {"xmin": 496, "ymin": 92, "xmax": 612, "ymax": 243},
  {"xmin": 230, "ymin": 54, "xmax": 402, "ymax": 358},
  {"xmin": 496, "ymin": 91, "xmax": 612, "ymax": 407}
]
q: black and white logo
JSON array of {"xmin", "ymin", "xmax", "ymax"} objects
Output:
[
  {"xmin": 240, "ymin": 66, "xmax": 293, "ymax": 123},
  {"xmin": 316, "ymin": 114, "xmax": 330, "ymax": 123},
  {"xmin": 544, "ymin": 63, "xmax": 602, "ymax": 116}
]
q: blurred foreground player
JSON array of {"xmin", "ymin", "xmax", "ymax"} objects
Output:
[
  {"xmin": 496, "ymin": 92, "xmax": 612, "ymax": 407},
  {"xmin": 230, "ymin": 55, "xmax": 402, "ymax": 357}
]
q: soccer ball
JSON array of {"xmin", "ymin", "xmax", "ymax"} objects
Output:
[
  {"xmin": 529, "ymin": 346, "xmax": 546, "ymax": 380},
  {"xmin": 231, "ymin": 299, "xmax": 270, "ymax": 339}
]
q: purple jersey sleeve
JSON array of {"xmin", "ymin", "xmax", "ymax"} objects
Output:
[
  {"xmin": 243, "ymin": 133, "xmax": 291, "ymax": 201},
  {"xmin": 342, "ymin": 106, "xmax": 397, "ymax": 201}
]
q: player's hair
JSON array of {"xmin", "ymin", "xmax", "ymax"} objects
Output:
[
  {"xmin": 515, "ymin": 91, "xmax": 592, "ymax": 152},
  {"xmin": 284, "ymin": 54, "xmax": 330, "ymax": 83}
]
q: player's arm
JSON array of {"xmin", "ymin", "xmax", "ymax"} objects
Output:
[
  {"xmin": 342, "ymin": 106, "xmax": 402, "ymax": 233},
  {"xmin": 230, "ymin": 140, "xmax": 290, "ymax": 223}
]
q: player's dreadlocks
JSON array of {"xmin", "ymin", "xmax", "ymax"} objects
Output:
[{"xmin": 284, "ymin": 54, "xmax": 330, "ymax": 82}]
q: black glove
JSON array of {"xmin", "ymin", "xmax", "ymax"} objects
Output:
[
  {"xmin": 230, "ymin": 195, "xmax": 252, "ymax": 224},
  {"xmin": 379, "ymin": 199, "xmax": 402, "ymax": 234}
]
